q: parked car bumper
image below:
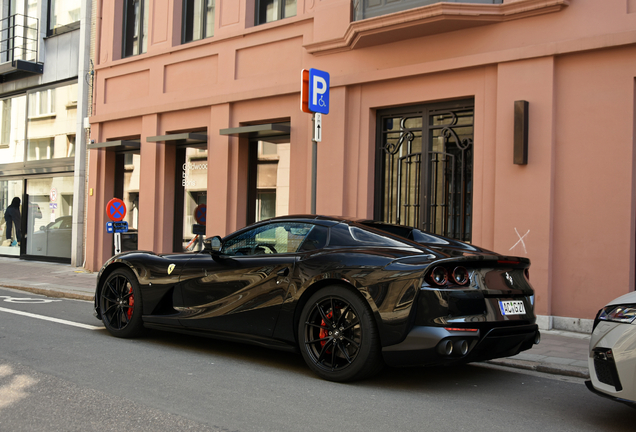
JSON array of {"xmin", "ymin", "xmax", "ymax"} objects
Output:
[{"xmin": 587, "ymin": 320, "xmax": 636, "ymax": 405}]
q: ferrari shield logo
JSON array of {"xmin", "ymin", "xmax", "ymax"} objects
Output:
[{"xmin": 168, "ymin": 264, "xmax": 176, "ymax": 275}]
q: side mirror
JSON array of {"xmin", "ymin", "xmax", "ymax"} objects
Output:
[{"xmin": 204, "ymin": 236, "xmax": 222, "ymax": 254}]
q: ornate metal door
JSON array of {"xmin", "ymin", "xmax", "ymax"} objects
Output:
[{"xmin": 375, "ymin": 100, "xmax": 474, "ymax": 242}]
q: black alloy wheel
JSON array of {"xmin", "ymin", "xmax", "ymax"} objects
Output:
[
  {"xmin": 299, "ymin": 286, "xmax": 383, "ymax": 382},
  {"xmin": 99, "ymin": 268, "xmax": 145, "ymax": 338}
]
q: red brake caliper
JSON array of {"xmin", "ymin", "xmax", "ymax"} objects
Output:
[
  {"xmin": 319, "ymin": 311, "xmax": 333, "ymax": 352},
  {"xmin": 127, "ymin": 284, "xmax": 134, "ymax": 320}
]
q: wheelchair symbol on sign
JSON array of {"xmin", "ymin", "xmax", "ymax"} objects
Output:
[
  {"xmin": 318, "ymin": 96, "xmax": 326, "ymax": 108},
  {"xmin": 0, "ymin": 296, "xmax": 61, "ymax": 304}
]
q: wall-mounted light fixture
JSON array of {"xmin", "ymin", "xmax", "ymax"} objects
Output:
[{"xmin": 514, "ymin": 100, "xmax": 529, "ymax": 165}]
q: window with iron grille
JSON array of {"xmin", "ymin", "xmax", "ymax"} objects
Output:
[{"xmin": 375, "ymin": 100, "xmax": 474, "ymax": 242}]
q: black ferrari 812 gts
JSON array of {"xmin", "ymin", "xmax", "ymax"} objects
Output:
[{"xmin": 94, "ymin": 215, "xmax": 540, "ymax": 382}]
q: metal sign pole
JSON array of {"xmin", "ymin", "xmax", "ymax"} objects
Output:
[{"xmin": 311, "ymin": 114, "xmax": 317, "ymax": 214}]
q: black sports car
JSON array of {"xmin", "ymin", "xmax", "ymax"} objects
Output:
[{"xmin": 94, "ymin": 215, "xmax": 540, "ymax": 382}]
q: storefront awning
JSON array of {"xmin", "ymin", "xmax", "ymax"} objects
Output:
[
  {"xmin": 87, "ymin": 140, "xmax": 141, "ymax": 152},
  {"xmin": 146, "ymin": 132, "xmax": 207, "ymax": 146},
  {"xmin": 219, "ymin": 123, "xmax": 290, "ymax": 142}
]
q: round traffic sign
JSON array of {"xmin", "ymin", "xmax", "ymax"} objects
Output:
[
  {"xmin": 194, "ymin": 204, "xmax": 207, "ymax": 226},
  {"xmin": 106, "ymin": 198, "xmax": 127, "ymax": 222}
]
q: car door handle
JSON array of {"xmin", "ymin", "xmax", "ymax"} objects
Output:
[{"xmin": 277, "ymin": 268, "xmax": 289, "ymax": 277}]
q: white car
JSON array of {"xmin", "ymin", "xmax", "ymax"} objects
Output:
[{"xmin": 587, "ymin": 291, "xmax": 636, "ymax": 406}]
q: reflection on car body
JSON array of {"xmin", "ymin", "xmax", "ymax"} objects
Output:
[{"xmin": 94, "ymin": 215, "xmax": 540, "ymax": 382}]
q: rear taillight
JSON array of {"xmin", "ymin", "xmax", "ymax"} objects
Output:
[
  {"xmin": 452, "ymin": 266, "xmax": 470, "ymax": 285},
  {"xmin": 431, "ymin": 266, "xmax": 448, "ymax": 286},
  {"xmin": 428, "ymin": 266, "xmax": 471, "ymax": 287}
]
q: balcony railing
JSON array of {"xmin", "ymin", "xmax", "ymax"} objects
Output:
[
  {"xmin": 353, "ymin": 0, "xmax": 503, "ymax": 21},
  {"xmin": 0, "ymin": 13, "xmax": 41, "ymax": 76}
]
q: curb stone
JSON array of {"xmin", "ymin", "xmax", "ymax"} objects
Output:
[{"xmin": 486, "ymin": 358, "xmax": 590, "ymax": 379}]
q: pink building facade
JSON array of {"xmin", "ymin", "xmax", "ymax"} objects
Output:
[{"xmin": 86, "ymin": 0, "xmax": 636, "ymax": 332}]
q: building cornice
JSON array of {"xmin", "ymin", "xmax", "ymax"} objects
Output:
[{"xmin": 304, "ymin": 0, "xmax": 570, "ymax": 55}]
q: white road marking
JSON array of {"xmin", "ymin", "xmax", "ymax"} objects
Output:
[
  {"xmin": 0, "ymin": 307, "xmax": 103, "ymax": 330},
  {"xmin": 0, "ymin": 295, "xmax": 62, "ymax": 304}
]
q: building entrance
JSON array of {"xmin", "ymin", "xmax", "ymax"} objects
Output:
[
  {"xmin": 174, "ymin": 146, "xmax": 208, "ymax": 251},
  {"xmin": 375, "ymin": 99, "xmax": 474, "ymax": 242}
]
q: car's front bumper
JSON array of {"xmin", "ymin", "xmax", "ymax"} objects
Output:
[
  {"xmin": 587, "ymin": 320, "xmax": 636, "ymax": 404},
  {"xmin": 381, "ymin": 323, "xmax": 539, "ymax": 367}
]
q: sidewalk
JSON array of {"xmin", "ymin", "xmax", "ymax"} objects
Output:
[{"xmin": 0, "ymin": 256, "xmax": 591, "ymax": 379}]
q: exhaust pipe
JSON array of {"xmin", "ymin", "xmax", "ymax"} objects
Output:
[
  {"xmin": 534, "ymin": 331, "xmax": 541, "ymax": 345},
  {"xmin": 437, "ymin": 340, "xmax": 453, "ymax": 356},
  {"xmin": 453, "ymin": 340, "xmax": 469, "ymax": 356}
]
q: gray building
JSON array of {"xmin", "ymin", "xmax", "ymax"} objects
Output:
[{"xmin": 0, "ymin": 0, "xmax": 91, "ymax": 265}]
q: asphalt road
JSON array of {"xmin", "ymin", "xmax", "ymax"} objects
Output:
[{"xmin": 0, "ymin": 287, "xmax": 631, "ymax": 432}]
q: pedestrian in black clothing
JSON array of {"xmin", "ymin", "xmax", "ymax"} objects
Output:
[{"xmin": 4, "ymin": 197, "xmax": 21, "ymax": 246}]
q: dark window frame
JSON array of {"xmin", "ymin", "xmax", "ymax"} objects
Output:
[
  {"xmin": 46, "ymin": 0, "xmax": 81, "ymax": 37},
  {"xmin": 182, "ymin": 0, "xmax": 215, "ymax": 44},
  {"xmin": 122, "ymin": 0, "xmax": 147, "ymax": 58},
  {"xmin": 255, "ymin": 0, "xmax": 296, "ymax": 26}
]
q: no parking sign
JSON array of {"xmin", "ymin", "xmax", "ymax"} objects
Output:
[
  {"xmin": 106, "ymin": 198, "xmax": 127, "ymax": 255},
  {"xmin": 194, "ymin": 204, "xmax": 207, "ymax": 226},
  {"xmin": 106, "ymin": 198, "xmax": 126, "ymax": 222}
]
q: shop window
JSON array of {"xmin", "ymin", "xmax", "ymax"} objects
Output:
[
  {"xmin": 25, "ymin": 176, "xmax": 74, "ymax": 260},
  {"xmin": 26, "ymin": 83, "xmax": 77, "ymax": 161},
  {"xmin": 112, "ymin": 152, "xmax": 141, "ymax": 252},
  {"xmin": 47, "ymin": 0, "xmax": 81, "ymax": 36},
  {"xmin": 0, "ymin": 95, "xmax": 26, "ymax": 164},
  {"xmin": 123, "ymin": 0, "xmax": 148, "ymax": 58},
  {"xmin": 177, "ymin": 147, "xmax": 207, "ymax": 251},
  {"xmin": 255, "ymin": 0, "xmax": 296, "ymax": 25},
  {"xmin": 0, "ymin": 179, "xmax": 23, "ymax": 257},
  {"xmin": 182, "ymin": 0, "xmax": 214, "ymax": 43}
]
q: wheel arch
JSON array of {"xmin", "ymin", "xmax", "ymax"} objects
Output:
[
  {"xmin": 292, "ymin": 278, "xmax": 381, "ymax": 346},
  {"xmin": 95, "ymin": 261, "xmax": 140, "ymax": 316}
]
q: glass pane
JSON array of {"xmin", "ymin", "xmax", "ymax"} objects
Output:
[
  {"xmin": 259, "ymin": 0, "xmax": 278, "ymax": 24},
  {"xmin": 181, "ymin": 148, "xmax": 207, "ymax": 251},
  {"xmin": 121, "ymin": 153, "xmax": 140, "ymax": 252},
  {"xmin": 0, "ymin": 179, "xmax": 23, "ymax": 256},
  {"xmin": 223, "ymin": 222, "xmax": 312, "ymax": 255},
  {"xmin": 0, "ymin": 95, "xmax": 26, "ymax": 164},
  {"xmin": 49, "ymin": 0, "xmax": 81, "ymax": 31},
  {"xmin": 26, "ymin": 83, "xmax": 76, "ymax": 161},
  {"xmin": 283, "ymin": 0, "xmax": 296, "ymax": 18},
  {"xmin": 255, "ymin": 140, "xmax": 289, "ymax": 222},
  {"xmin": 25, "ymin": 176, "xmax": 74, "ymax": 259},
  {"xmin": 206, "ymin": 0, "xmax": 215, "ymax": 37},
  {"xmin": 141, "ymin": 0, "xmax": 149, "ymax": 53},
  {"xmin": 257, "ymin": 191, "xmax": 275, "ymax": 221}
]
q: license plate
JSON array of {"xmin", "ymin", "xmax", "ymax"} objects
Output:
[{"xmin": 499, "ymin": 300, "xmax": 526, "ymax": 315}]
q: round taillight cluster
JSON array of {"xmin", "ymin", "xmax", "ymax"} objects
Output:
[{"xmin": 428, "ymin": 266, "xmax": 471, "ymax": 287}]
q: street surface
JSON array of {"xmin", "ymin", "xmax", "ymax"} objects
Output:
[{"xmin": 0, "ymin": 287, "xmax": 631, "ymax": 431}]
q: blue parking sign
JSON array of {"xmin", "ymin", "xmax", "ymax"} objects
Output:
[{"xmin": 308, "ymin": 68, "xmax": 329, "ymax": 114}]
